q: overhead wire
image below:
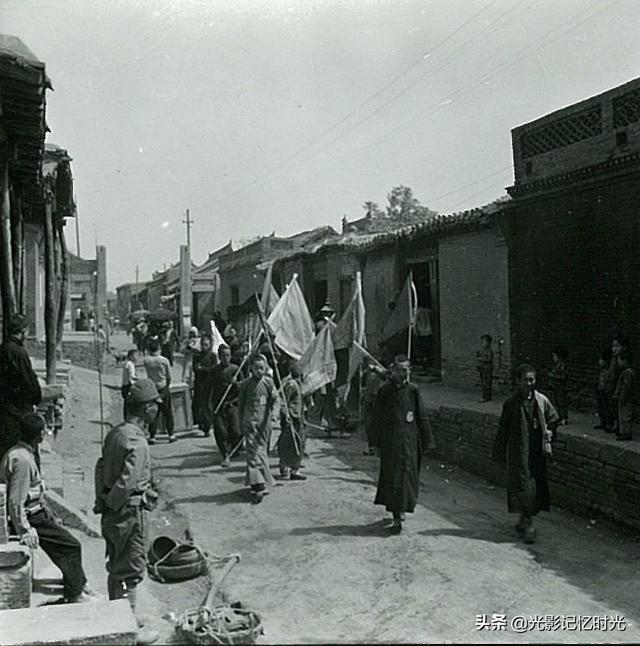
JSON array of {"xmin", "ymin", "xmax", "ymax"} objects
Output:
[
  {"xmin": 227, "ymin": 0, "xmax": 613, "ymax": 231},
  {"xmin": 224, "ymin": 0, "xmax": 502, "ymax": 200}
]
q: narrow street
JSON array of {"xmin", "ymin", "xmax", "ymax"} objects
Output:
[
  {"xmin": 142, "ymin": 362, "xmax": 640, "ymax": 644},
  {"xmin": 43, "ymin": 338, "xmax": 640, "ymax": 643}
]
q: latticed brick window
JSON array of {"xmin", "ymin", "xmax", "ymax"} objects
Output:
[
  {"xmin": 613, "ymin": 88, "xmax": 640, "ymax": 128},
  {"xmin": 520, "ymin": 106, "xmax": 602, "ymax": 158}
]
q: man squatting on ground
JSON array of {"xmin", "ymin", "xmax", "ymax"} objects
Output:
[
  {"xmin": 0, "ymin": 413, "xmax": 93, "ymax": 604},
  {"xmin": 211, "ymin": 344, "xmax": 242, "ymax": 467},
  {"xmin": 238, "ymin": 354, "xmax": 278, "ymax": 503},
  {"xmin": 492, "ymin": 364, "xmax": 559, "ymax": 545},
  {"xmin": 95, "ymin": 378, "xmax": 161, "ymax": 645},
  {"xmin": 277, "ymin": 361, "xmax": 307, "ymax": 481},
  {"xmin": 371, "ymin": 355, "xmax": 435, "ymax": 534}
]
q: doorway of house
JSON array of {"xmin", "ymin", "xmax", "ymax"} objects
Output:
[{"xmin": 406, "ymin": 259, "xmax": 441, "ymax": 377}]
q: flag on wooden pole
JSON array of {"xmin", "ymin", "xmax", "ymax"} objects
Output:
[
  {"xmin": 381, "ymin": 271, "xmax": 417, "ymax": 348},
  {"xmin": 298, "ymin": 322, "xmax": 337, "ymax": 396},
  {"xmin": 267, "ymin": 273, "xmax": 314, "ymax": 360},
  {"xmin": 333, "ymin": 271, "xmax": 366, "ymax": 350},
  {"xmin": 333, "ymin": 272, "xmax": 366, "ymax": 399},
  {"xmin": 210, "ymin": 319, "xmax": 226, "ymax": 354}
]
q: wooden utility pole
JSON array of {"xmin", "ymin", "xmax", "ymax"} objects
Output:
[
  {"xmin": 182, "ymin": 208, "xmax": 193, "ymax": 254},
  {"xmin": 44, "ymin": 188, "xmax": 58, "ymax": 384}
]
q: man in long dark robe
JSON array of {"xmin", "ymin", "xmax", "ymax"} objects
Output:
[
  {"xmin": 492, "ymin": 364, "xmax": 559, "ymax": 544},
  {"xmin": 0, "ymin": 314, "xmax": 42, "ymax": 464},
  {"xmin": 371, "ymin": 355, "xmax": 434, "ymax": 534},
  {"xmin": 192, "ymin": 334, "xmax": 217, "ymax": 437}
]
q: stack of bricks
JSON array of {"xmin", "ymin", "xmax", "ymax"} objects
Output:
[{"xmin": 0, "ymin": 483, "xmax": 8, "ymax": 543}]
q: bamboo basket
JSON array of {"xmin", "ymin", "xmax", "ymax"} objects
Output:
[{"xmin": 172, "ymin": 553, "xmax": 264, "ymax": 645}]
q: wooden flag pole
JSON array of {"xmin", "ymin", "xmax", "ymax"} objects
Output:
[
  {"xmin": 407, "ymin": 271, "xmax": 413, "ymax": 362},
  {"xmin": 254, "ymin": 290, "xmax": 300, "ymax": 456}
]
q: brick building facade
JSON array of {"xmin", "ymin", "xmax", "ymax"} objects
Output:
[{"xmin": 506, "ymin": 76, "xmax": 640, "ymax": 407}]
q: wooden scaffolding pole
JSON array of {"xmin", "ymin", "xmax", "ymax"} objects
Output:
[{"xmin": 44, "ymin": 191, "xmax": 58, "ymax": 384}]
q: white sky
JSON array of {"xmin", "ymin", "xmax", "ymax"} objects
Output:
[{"xmin": 1, "ymin": 0, "xmax": 639, "ymax": 289}]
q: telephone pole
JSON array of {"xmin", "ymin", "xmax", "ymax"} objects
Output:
[
  {"xmin": 182, "ymin": 208, "xmax": 193, "ymax": 255},
  {"xmin": 180, "ymin": 209, "xmax": 193, "ymax": 336}
]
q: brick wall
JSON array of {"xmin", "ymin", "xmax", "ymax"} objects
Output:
[
  {"xmin": 507, "ymin": 167, "xmax": 640, "ymax": 409},
  {"xmin": 438, "ymin": 227, "xmax": 511, "ymax": 393},
  {"xmin": 430, "ymin": 404, "xmax": 640, "ymax": 530},
  {"xmin": 512, "ymin": 77, "xmax": 640, "ymax": 183}
]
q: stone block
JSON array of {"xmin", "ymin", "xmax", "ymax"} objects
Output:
[
  {"xmin": 0, "ymin": 598, "xmax": 137, "ymax": 645},
  {"xmin": 0, "ymin": 543, "xmax": 31, "ymax": 610}
]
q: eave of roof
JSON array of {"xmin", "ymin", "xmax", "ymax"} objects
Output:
[{"xmin": 0, "ymin": 34, "xmax": 49, "ymax": 204}]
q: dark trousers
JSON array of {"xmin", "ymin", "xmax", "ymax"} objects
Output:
[
  {"xmin": 101, "ymin": 506, "xmax": 147, "ymax": 587},
  {"xmin": 161, "ymin": 346, "xmax": 174, "ymax": 367},
  {"xmin": 149, "ymin": 388, "xmax": 174, "ymax": 438},
  {"xmin": 479, "ymin": 367, "xmax": 493, "ymax": 401},
  {"xmin": 121, "ymin": 385, "xmax": 131, "ymax": 419},
  {"xmin": 213, "ymin": 405, "xmax": 241, "ymax": 458},
  {"xmin": 30, "ymin": 508, "xmax": 87, "ymax": 598},
  {"xmin": 605, "ymin": 391, "xmax": 618, "ymax": 431},
  {"xmin": 596, "ymin": 388, "xmax": 608, "ymax": 426}
]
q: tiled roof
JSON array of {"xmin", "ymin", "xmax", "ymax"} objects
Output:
[{"xmin": 274, "ymin": 198, "xmax": 508, "ymax": 263}]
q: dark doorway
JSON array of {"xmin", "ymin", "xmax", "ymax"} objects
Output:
[{"xmin": 406, "ymin": 259, "xmax": 441, "ymax": 376}]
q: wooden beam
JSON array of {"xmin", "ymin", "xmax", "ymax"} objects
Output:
[
  {"xmin": 10, "ymin": 192, "xmax": 22, "ymax": 310},
  {"xmin": 0, "ymin": 161, "xmax": 17, "ymax": 334},
  {"xmin": 56, "ymin": 221, "xmax": 69, "ymax": 347},
  {"xmin": 44, "ymin": 188, "xmax": 57, "ymax": 384}
]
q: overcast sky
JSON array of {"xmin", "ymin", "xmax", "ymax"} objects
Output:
[{"xmin": 1, "ymin": 0, "xmax": 639, "ymax": 289}]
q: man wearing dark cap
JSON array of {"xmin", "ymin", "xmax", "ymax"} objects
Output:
[
  {"xmin": 0, "ymin": 413, "xmax": 93, "ymax": 603},
  {"xmin": 95, "ymin": 378, "xmax": 161, "ymax": 645},
  {"xmin": 0, "ymin": 313, "xmax": 42, "ymax": 462}
]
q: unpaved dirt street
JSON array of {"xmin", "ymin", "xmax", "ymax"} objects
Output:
[{"xmin": 149, "ymin": 419, "xmax": 640, "ymax": 643}]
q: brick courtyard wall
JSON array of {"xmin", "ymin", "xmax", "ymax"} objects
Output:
[
  {"xmin": 507, "ymin": 166, "xmax": 640, "ymax": 410},
  {"xmin": 429, "ymin": 404, "xmax": 640, "ymax": 530},
  {"xmin": 438, "ymin": 226, "xmax": 512, "ymax": 394}
]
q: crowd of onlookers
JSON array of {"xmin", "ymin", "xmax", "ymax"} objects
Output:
[{"xmin": 474, "ymin": 333, "xmax": 636, "ymax": 441}]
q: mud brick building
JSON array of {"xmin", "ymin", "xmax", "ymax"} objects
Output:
[
  {"xmin": 505, "ymin": 76, "xmax": 640, "ymax": 407},
  {"xmin": 66, "ymin": 245, "xmax": 107, "ymax": 331},
  {"xmin": 191, "ymin": 241, "xmax": 232, "ymax": 331}
]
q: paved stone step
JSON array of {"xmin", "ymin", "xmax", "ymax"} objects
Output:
[{"xmin": 0, "ymin": 598, "xmax": 137, "ymax": 645}]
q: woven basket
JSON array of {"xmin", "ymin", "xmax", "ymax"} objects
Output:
[
  {"xmin": 176, "ymin": 606, "xmax": 263, "ymax": 645},
  {"xmin": 0, "ymin": 544, "xmax": 32, "ymax": 609}
]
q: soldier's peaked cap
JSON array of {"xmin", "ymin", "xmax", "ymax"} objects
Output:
[{"xmin": 128, "ymin": 379, "xmax": 163, "ymax": 404}]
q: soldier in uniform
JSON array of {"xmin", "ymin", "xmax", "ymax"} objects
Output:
[
  {"xmin": 371, "ymin": 355, "xmax": 435, "ymax": 535},
  {"xmin": 0, "ymin": 413, "xmax": 93, "ymax": 604},
  {"xmin": 277, "ymin": 362, "xmax": 306, "ymax": 481},
  {"xmin": 0, "ymin": 313, "xmax": 42, "ymax": 463},
  {"xmin": 238, "ymin": 354, "xmax": 278, "ymax": 503},
  {"xmin": 95, "ymin": 379, "xmax": 161, "ymax": 645},
  {"xmin": 211, "ymin": 344, "xmax": 241, "ymax": 467}
]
